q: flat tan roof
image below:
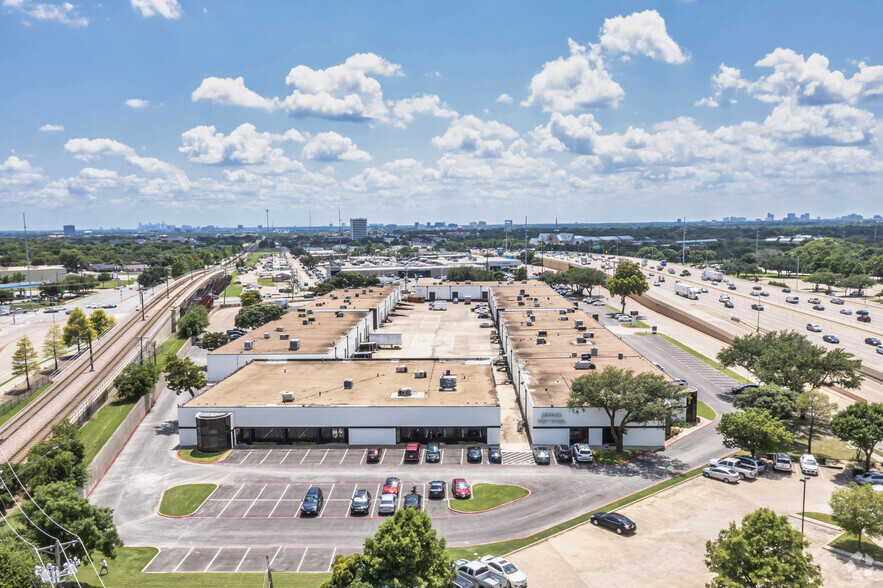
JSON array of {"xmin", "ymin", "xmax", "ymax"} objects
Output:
[
  {"xmin": 186, "ymin": 359, "xmax": 497, "ymax": 408},
  {"xmin": 415, "ymin": 279, "xmax": 546, "ymax": 287},
  {"xmin": 210, "ymin": 309, "xmax": 369, "ymax": 355},
  {"xmin": 295, "ymin": 285, "xmax": 397, "ymax": 311},
  {"xmin": 490, "ymin": 283, "xmax": 572, "ymax": 311}
]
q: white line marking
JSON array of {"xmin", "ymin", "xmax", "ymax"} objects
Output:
[
  {"xmin": 327, "ymin": 547, "xmax": 337, "ymax": 572},
  {"xmin": 259, "ymin": 450, "xmax": 271, "ymax": 464},
  {"xmin": 319, "ymin": 450, "xmax": 329, "ymax": 464},
  {"xmin": 269, "ymin": 546, "xmax": 282, "ymax": 568},
  {"xmin": 339, "ymin": 448, "xmax": 349, "ymax": 464},
  {"xmin": 171, "ymin": 548, "xmax": 193, "ymax": 573},
  {"xmin": 204, "ymin": 548, "xmax": 223, "ymax": 572},
  {"xmin": 269, "ymin": 485, "xmax": 288, "ymax": 518},
  {"xmin": 217, "ymin": 485, "xmax": 245, "ymax": 517},
  {"xmin": 235, "ymin": 548, "xmax": 251, "ymax": 573},
  {"xmin": 300, "ymin": 449, "xmax": 310, "ymax": 464},
  {"xmin": 243, "ymin": 484, "xmax": 267, "ymax": 517},
  {"xmin": 296, "ymin": 548, "xmax": 309, "ymax": 573}
]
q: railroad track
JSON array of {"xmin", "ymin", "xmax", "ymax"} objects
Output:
[{"xmin": 0, "ymin": 266, "xmax": 230, "ymax": 462}]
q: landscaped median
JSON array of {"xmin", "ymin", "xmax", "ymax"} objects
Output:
[
  {"xmin": 177, "ymin": 448, "xmax": 229, "ymax": 463},
  {"xmin": 802, "ymin": 511, "xmax": 883, "ymax": 562},
  {"xmin": 449, "ymin": 484, "xmax": 529, "ymax": 513},
  {"xmin": 592, "ymin": 449, "xmax": 648, "ymax": 465},
  {"xmin": 159, "ymin": 484, "xmax": 217, "ymax": 517}
]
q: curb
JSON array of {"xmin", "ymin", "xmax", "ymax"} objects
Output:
[
  {"xmin": 447, "ymin": 484, "xmax": 531, "ymax": 515},
  {"xmin": 156, "ymin": 483, "xmax": 219, "ymax": 519},
  {"xmin": 823, "ymin": 545, "xmax": 883, "ymax": 568},
  {"xmin": 174, "ymin": 448, "xmax": 231, "ymax": 464}
]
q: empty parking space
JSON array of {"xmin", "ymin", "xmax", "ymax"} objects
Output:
[
  {"xmin": 176, "ymin": 547, "xmax": 221, "ymax": 572},
  {"xmin": 425, "ymin": 498, "xmax": 451, "ymax": 516},
  {"xmin": 206, "ymin": 547, "xmax": 250, "ymax": 572},
  {"xmin": 381, "ymin": 447, "xmax": 404, "ymax": 464},
  {"xmin": 441, "ymin": 448, "xmax": 462, "ymax": 465},
  {"xmin": 299, "ymin": 547, "xmax": 338, "ymax": 572}
]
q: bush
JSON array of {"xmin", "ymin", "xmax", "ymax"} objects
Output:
[
  {"xmin": 768, "ymin": 280, "xmax": 788, "ymax": 288},
  {"xmin": 177, "ymin": 305, "xmax": 210, "ymax": 338}
]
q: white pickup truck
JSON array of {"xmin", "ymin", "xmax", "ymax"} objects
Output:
[{"xmin": 708, "ymin": 457, "xmax": 758, "ymax": 479}]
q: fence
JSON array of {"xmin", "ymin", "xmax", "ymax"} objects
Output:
[{"xmin": 0, "ymin": 373, "xmax": 52, "ymax": 417}]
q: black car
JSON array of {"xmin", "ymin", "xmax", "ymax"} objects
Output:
[
  {"xmin": 428, "ymin": 480, "xmax": 446, "ymax": 499},
  {"xmin": 728, "ymin": 284, "xmax": 737, "ymax": 290},
  {"xmin": 590, "ymin": 512, "xmax": 637, "ymax": 535},
  {"xmin": 366, "ymin": 448, "xmax": 381, "ymax": 463},
  {"xmin": 724, "ymin": 300, "xmax": 734, "ymax": 308},
  {"xmin": 822, "ymin": 335, "xmax": 840, "ymax": 344},
  {"xmin": 425, "ymin": 442, "xmax": 441, "ymax": 463},
  {"xmin": 751, "ymin": 303, "xmax": 764, "ymax": 311},
  {"xmin": 782, "ymin": 288, "xmax": 791, "ymax": 293},
  {"xmin": 300, "ymin": 487, "xmax": 324, "ymax": 516},
  {"xmin": 350, "ymin": 489, "xmax": 371, "ymax": 515},
  {"xmin": 731, "ymin": 383, "xmax": 759, "ymax": 395},
  {"xmin": 554, "ymin": 444, "xmax": 572, "ymax": 463},
  {"xmin": 865, "ymin": 337, "xmax": 882, "ymax": 346},
  {"xmin": 533, "ymin": 446, "xmax": 551, "ymax": 465},
  {"xmin": 466, "ymin": 446, "xmax": 483, "ymax": 463},
  {"xmin": 812, "ymin": 304, "xmax": 825, "ymax": 311},
  {"xmin": 858, "ymin": 315, "xmax": 871, "ymax": 323},
  {"xmin": 488, "ymin": 447, "xmax": 502, "ymax": 464},
  {"xmin": 404, "ymin": 491, "xmax": 422, "ymax": 510}
]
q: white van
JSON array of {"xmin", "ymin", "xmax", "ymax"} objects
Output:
[{"xmin": 786, "ymin": 296, "xmax": 799, "ymax": 304}]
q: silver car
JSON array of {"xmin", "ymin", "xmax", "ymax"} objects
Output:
[
  {"xmin": 799, "ymin": 454, "xmax": 819, "ymax": 475},
  {"xmin": 855, "ymin": 472, "xmax": 883, "ymax": 486},
  {"xmin": 773, "ymin": 453, "xmax": 792, "ymax": 472},
  {"xmin": 703, "ymin": 466, "xmax": 741, "ymax": 483},
  {"xmin": 377, "ymin": 493, "xmax": 397, "ymax": 515}
]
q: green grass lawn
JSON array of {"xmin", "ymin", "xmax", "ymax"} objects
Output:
[
  {"xmin": 593, "ymin": 449, "xmax": 648, "ymax": 465},
  {"xmin": 829, "ymin": 532, "xmax": 883, "ymax": 561},
  {"xmin": 71, "ymin": 547, "xmax": 329, "ymax": 587},
  {"xmin": 801, "ymin": 511, "xmax": 835, "ymax": 525},
  {"xmin": 79, "ymin": 397, "xmax": 139, "ymax": 465},
  {"xmin": 697, "ymin": 400, "xmax": 716, "ymax": 421},
  {"xmin": 177, "ymin": 448, "xmax": 228, "ymax": 463},
  {"xmin": 159, "ymin": 484, "xmax": 217, "ymax": 516},
  {"xmin": 155, "ymin": 334, "xmax": 188, "ymax": 371},
  {"xmin": 449, "ymin": 484, "xmax": 529, "ymax": 513},
  {"xmin": 96, "ymin": 279, "xmax": 135, "ymax": 289},
  {"xmin": 0, "ymin": 382, "xmax": 52, "ymax": 427},
  {"xmin": 447, "ymin": 466, "xmax": 704, "ymax": 561},
  {"xmin": 787, "ymin": 420, "xmax": 859, "ymax": 462},
  {"xmin": 257, "ymin": 277, "xmax": 276, "ymax": 287}
]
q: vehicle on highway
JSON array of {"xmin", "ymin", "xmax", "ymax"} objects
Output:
[
  {"xmin": 800, "ymin": 454, "xmax": 819, "ymax": 475},
  {"xmin": 366, "ymin": 448, "xmax": 381, "ymax": 463},
  {"xmin": 404, "ymin": 489, "xmax": 422, "ymax": 510},
  {"xmin": 383, "ymin": 477, "xmax": 400, "ymax": 495},
  {"xmin": 878, "ymin": 345, "xmax": 883, "ymax": 355},
  {"xmin": 786, "ymin": 296, "xmax": 799, "ymax": 304},
  {"xmin": 404, "ymin": 442, "xmax": 421, "ymax": 462},
  {"xmin": 735, "ymin": 455, "xmax": 766, "ymax": 473},
  {"xmin": 653, "ymin": 281, "xmax": 660, "ymax": 287},
  {"xmin": 709, "ymin": 457, "xmax": 758, "ymax": 479},
  {"xmin": 751, "ymin": 303, "xmax": 764, "ymax": 311},
  {"xmin": 728, "ymin": 284, "xmax": 737, "ymax": 290},
  {"xmin": 488, "ymin": 447, "xmax": 502, "ymax": 464},
  {"xmin": 533, "ymin": 446, "xmax": 551, "ymax": 465},
  {"xmin": 724, "ymin": 300, "xmax": 734, "ymax": 308},
  {"xmin": 719, "ymin": 294, "xmax": 730, "ymax": 302},
  {"xmin": 858, "ymin": 315, "xmax": 871, "ymax": 323},
  {"xmin": 752, "ymin": 285, "xmax": 762, "ymax": 290},
  {"xmin": 830, "ymin": 298, "xmax": 845, "ymax": 305},
  {"xmin": 480, "ymin": 556, "xmax": 528, "ymax": 588},
  {"xmin": 773, "ymin": 452, "xmax": 792, "ymax": 472},
  {"xmin": 782, "ymin": 288, "xmax": 791, "ymax": 293},
  {"xmin": 300, "ymin": 487, "xmax": 324, "ymax": 516},
  {"xmin": 658, "ymin": 276, "xmax": 665, "ymax": 283},
  {"xmin": 822, "ymin": 335, "xmax": 840, "ymax": 344},
  {"xmin": 591, "ymin": 512, "xmax": 638, "ymax": 535},
  {"xmin": 421, "ymin": 442, "xmax": 439, "ymax": 463},
  {"xmin": 857, "ymin": 309, "xmax": 870, "ymax": 316},
  {"xmin": 841, "ymin": 309, "xmax": 853, "ymax": 315},
  {"xmin": 812, "ymin": 304, "xmax": 825, "ymax": 311},
  {"xmin": 452, "ymin": 478, "xmax": 471, "ymax": 499},
  {"xmin": 760, "ymin": 291, "xmax": 769, "ymax": 297},
  {"xmin": 572, "ymin": 443, "xmax": 595, "ymax": 464},
  {"xmin": 806, "ymin": 323, "xmax": 821, "ymax": 332},
  {"xmin": 466, "ymin": 446, "xmax": 483, "ymax": 463},
  {"xmin": 554, "ymin": 444, "xmax": 572, "ymax": 463},
  {"xmin": 750, "ymin": 291, "xmax": 760, "ymax": 297},
  {"xmin": 700, "ymin": 287, "xmax": 709, "ymax": 293},
  {"xmin": 378, "ymin": 493, "xmax": 397, "ymax": 515},
  {"xmin": 703, "ymin": 466, "xmax": 741, "ymax": 483},
  {"xmin": 668, "ymin": 268, "xmax": 675, "ymax": 274},
  {"xmin": 455, "ymin": 559, "xmax": 508, "ymax": 588},
  {"xmin": 672, "ymin": 379, "xmax": 689, "ymax": 387},
  {"xmin": 428, "ymin": 480, "xmax": 446, "ymax": 498},
  {"xmin": 855, "ymin": 472, "xmax": 883, "ymax": 486},
  {"xmin": 866, "ymin": 337, "xmax": 882, "ymax": 346},
  {"xmin": 808, "ymin": 297, "xmax": 821, "ymax": 304},
  {"xmin": 350, "ymin": 489, "xmax": 371, "ymax": 515}
]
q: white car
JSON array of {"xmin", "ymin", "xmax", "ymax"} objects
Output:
[
  {"xmin": 703, "ymin": 466, "xmax": 741, "ymax": 484},
  {"xmin": 616, "ymin": 315, "xmax": 633, "ymax": 323},
  {"xmin": 572, "ymin": 443, "xmax": 595, "ymax": 463},
  {"xmin": 800, "ymin": 454, "xmax": 819, "ymax": 475},
  {"xmin": 773, "ymin": 452, "xmax": 792, "ymax": 472},
  {"xmin": 840, "ymin": 309, "xmax": 853, "ymax": 315},
  {"xmin": 806, "ymin": 323, "xmax": 822, "ymax": 332},
  {"xmin": 855, "ymin": 472, "xmax": 883, "ymax": 486},
  {"xmin": 480, "ymin": 556, "xmax": 528, "ymax": 588}
]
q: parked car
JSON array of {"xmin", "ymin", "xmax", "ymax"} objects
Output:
[
  {"xmin": 533, "ymin": 446, "xmax": 551, "ymax": 465},
  {"xmin": 735, "ymin": 455, "xmax": 767, "ymax": 474},
  {"xmin": 452, "ymin": 478, "xmax": 471, "ymax": 499},
  {"xmin": 488, "ymin": 447, "xmax": 502, "ymax": 464},
  {"xmin": 731, "ymin": 383, "xmax": 759, "ymax": 395},
  {"xmin": 455, "ymin": 560, "xmax": 508, "ymax": 588},
  {"xmin": 480, "ymin": 556, "xmax": 528, "ymax": 588},
  {"xmin": 466, "ymin": 446, "xmax": 483, "ymax": 463},
  {"xmin": 382, "ymin": 477, "xmax": 400, "ymax": 495},
  {"xmin": 773, "ymin": 453, "xmax": 793, "ymax": 472},
  {"xmin": 428, "ymin": 480, "xmax": 446, "ymax": 499},
  {"xmin": 855, "ymin": 472, "xmax": 883, "ymax": 486},
  {"xmin": 806, "ymin": 323, "xmax": 822, "ymax": 332},
  {"xmin": 866, "ymin": 338, "xmax": 882, "ymax": 346},
  {"xmin": 404, "ymin": 442, "xmax": 421, "ymax": 463},
  {"xmin": 300, "ymin": 487, "xmax": 324, "ymax": 516},
  {"xmin": 591, "ymin": 511, "xmax": 638, "ymax": 535},
  {"xmin": 572, "ymin": 443, "xmax": 595, "ymax": 464},
  {"xmin": 554, "ymin": 444, "xmax": 572, "ymax": 463},
  {"xmin": 366, "ymin": 448, "xmax": 381, "ymax": 463},
  {"xmin": 822, "ymin": 335, "xmax": 840, "ymax": 344},
  {"xmin": 800, "ymin": 454, "xmax": 819, "ymax": 475},
  {"xmin": 708, "ymin": 457, "xmax": 758, "ymax": 479},
  {"xmin": 404, "ymin": 490, "xmax": 422, "ymax": 510},
  {"xmin": 350, "ymin": 489, "xmax": 371, "ymax": 515},
  {"xmin": 425, "ymin": 442, "xmax": 441, "ymax": 463},
  {"xmin": 378, "ymin": 493, "xmax": 397, "ymax": 515},
  {"xmin": 672, "ymin": 379, "xmax": 689, "ymax": 387},
  {"xmin": 102, "ymin": 303, "xmax": 117, "ymax": 308},
  {"xmin": 703, "ymin": 466, "xmax": 741, "ymax": 483},
  {"xmin": 616, "ymin": 315, "xmax": 633, "ymax": 323}
]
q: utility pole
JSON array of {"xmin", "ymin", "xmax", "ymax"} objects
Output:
[
  {"xmin": 23, "ymin": 213, "xmax": 34, "ymax": 312},
  {"xmin": 755, "ymin": 226, "xmax": 759, "ymax": 255},
  {"xmin": 681, "ymin": 217, "xmax": 686, "ymax": 265},
  {"xmin": 139, "ymin": 286, "xmax": 146, "ymax": 321},
  {"xmin": 35, "ymin": 539, "xmax": 80, "ymax": 585},
  {"xmin": 524, "ymin": 216, "xmax": 528, "ymax": 271},
  {"xmin": 265, "ymin": 208, "xmax": 270, "ymax": 246}
]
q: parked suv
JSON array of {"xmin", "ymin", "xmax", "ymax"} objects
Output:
[
  {"xmin": 734, "ymin": 455, "xmax": 766, "ymax": 474},
  {"xmin": 403, "ymin": 442, "xmax": 420, "ymax": 463},
  {"xmin": 425, "ymin": 442, "xmax": 441, "ymax": 463},
  {"xmin": 572, "ymin": 443, "xmax": 595, "ymax": 464},
  {"xmin": 300, "ymin": 487, "xmax": 324, "ymax": 516},
  {"xmin": 773, "ymin": 452, "xmax": 792, "ymax": 472}
]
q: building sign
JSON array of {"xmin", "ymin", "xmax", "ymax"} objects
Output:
[{"xmin": 537, "ymin": 410, "xmax": 566, "ymax": 424}]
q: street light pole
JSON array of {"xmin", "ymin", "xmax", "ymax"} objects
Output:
[
  {"xmin": 139, "ymin": 287, "xmax": 146, "ymax": 321},
  {"xmin": 756, "ymin": 306, "xmax": 763, "ymax": 332},
  {"xmin": 800, "ymin": 476, "xmax": 809, "ymax": 534}
]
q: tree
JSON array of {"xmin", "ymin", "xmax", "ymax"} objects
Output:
[
  {"xmin": 795, "ymin": 389, "xmax": 838, "ymax": 454},
  {"xmin": 568, "ymin": 366, "xmax": 685, "ymax": 453},
  {"xmin": 513, "ymin": 266, "xmax": 528, "ymax": 281},
  {"xmin": 197, "ymin": 331, "xmax": 230, "ymax": 351},
  {"xmin": 239, "ymin": 290, "xmax": 261, "ymax": 307},
  {"xmin": 21, "ymin": 482, "xmax": 123, "ymax": 559},
  {"xmin": 170, "ymin": 259, "xmax": 188, "ymax": 278},
  {"xmin": 0, "ymin": 536, "xmax": 39, "ymax": 588},
  {"xmin": 565, "ymin": 266, "xmax": 606, "ymax": 296},
  {"xmin": 605, "ymin": 261, "xmax": 648, "ymax": 313},
  {"xmin": 361, "ymin": 508, "xmax": 457, "ymax": 588},
  {"xmin": 138, "ymin": 265, "xmax": 168, "ymax": 287},
  {"xmin": 62, "ymin": 307, "xmax": 95, "ymax": 352},
  {"xmin": 11, "ymin": 336, "xmax": 40, "ymax": 390},
  {"xmin": 177, "ymin": 305, "xmax": 210, "ymax": 338},
  {"xmin": 829, "ymin": 483, "xmax": 883, "ymax": 554},
  {"xmin": 96, "ymin": 271, "xmax": 111, "ymax": 283},
  {"xmin": 704, "ymin": 508, "xmax": 822, "ymax": 587},
  {"xmin": 536, "ymin": 271, "xmax": 568, "ymax": 286},
  {"xmin": 113, "ymin": 362, "xmax": 160, "ymax": 401},
  {"xmin": 89, "ymin": 308, "xmax": 116, "ymax": 334},
  {"xmin": 717, "ymin": 330, "xmax": 862, "ymax": 395},
  {"xmin": 830, "ymin": 402, "xmax": 883, "ymax": 470},
  {"xmin": 732, "ymin": 385, "xmax": 797, "ymax": 418},
  {"xmin": 164, "ymin": 356, "xmax": 207, "ymax": 398},
  {"xmin": 24, "ymin": 420, "xmax": 87, "ymax": 490},
  {"xmin": 43, "ymin": 324, "xmax": 67, "ymax": 371},
  {"xmin": 58, "ymin": 249, "xmax": 87, "ymax": 272},
  {"xmin": 716, "ymin": 408, "xmax": 794, "ymax": 458},
  {"xmin": 234, "ymin": 304, "xmax": 285, "ymax": 329}
]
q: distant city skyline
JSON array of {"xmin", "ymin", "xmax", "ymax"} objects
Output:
[{"xmin": 3, "ymin": 2, "xmax": 883, "ymax": 229}]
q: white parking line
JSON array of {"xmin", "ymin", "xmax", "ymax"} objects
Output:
[
  {"xmin": 217, "ymin": 485, "xmax": 245, "ymax": 517},
  {"xmin": 204, "ymin": 548, "xmax": 223, "ymax": 572},
  {"xmin": 317, "ymin": 488, "xmax": 332, "ymax": 518},
  {"xmin": 234, "ymin": 548, "xmax": 250, "ymax": 572},
  {"xmin": 295, "ymin": 548, "xmax": 309, "ymax": 572},
  {"xmin": 171, "ymin": 548, "xmax": 193, "ymax": 573},
  {"xmin": 300, "ymin": 449, "xmax": 310, "ymax": 464},
  {"xmin": 319, "ymin": 450, "xmax": 329, "ymax": 464},
  {"xmin": 359, "ymin": 450, "xmax": 366, "ymax": 465},
  {"xmin": 243, "ymin": 484, "xmax": 268, "ymax": 517},
  {"xmin": 259, "ymin": 450, "xmax": 271, "ymax": 464},
  {"xmin": 269, "ymin": 546, "xmax": 282, "ymax": 568},
  {"xmin": 461, "ymin": 448, "xmax": 465, "ymax": 463},
  {"xmin": 282, "ymin": 448, "xmax": 292, "ymax": 462},
  {"xmin": 269, "ymin": 485, "xmax": 288, "ymax": 518},
  {"xmin": 327, "ymin": 547, "xmax": 337, "ymax": 572}
]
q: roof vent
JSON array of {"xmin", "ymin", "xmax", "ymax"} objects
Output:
[
  {"xmin": 336, "ymin": 311, "xmax": 345, "ymax": 317},
  {"xmin": 343, "ymin": 379, "xmax": 354, "ymax": 390},
  {"xmin": 536, "ymin": 337, "xmax": 546, "ymax": 345},
  {"xmin": 264, "ymin": 333, "xmax": 271, "ymax": 339},
  {"xmin": 276, "ymin": 326, "xmax": 285, "ymax": 332},
  {"xmin": 396, "ymin": 365, "xmax": 408, "ymax": 373},
  {"xmin": 281, "ymin": 391, "xmax": 295, "ymax": 402},
  {"xmin": 414, "ymin": 370, "xmax": 427, "ymax": 378},
  {"xmin": 397, "ymin": 387, "xmax": 412, "ymax": 397},
  {"xmin": 243, "ymin": 340, "xmax": 253, "ymax": 350},
  {"xmin": 289, "ymin": 339, "xmax": 301, "ymax": 351},
  {"xmin": 440, "ymin": 375, "xmax": 457, "ymax": 390},
  {"xmin": 280, "ymin": 333, "xmax": 290, "ymax": 340}
]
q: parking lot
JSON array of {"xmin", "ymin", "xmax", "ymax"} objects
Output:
[
  {"xmin": 143, "ymin": 544, "xmax": 362, "ymax": 574},
  {"xmin": 186, "ymin": 482, "xmax": 461, "ymax": 520},
  {"xmin": 222, "ymin": 446, "xmax": 540, "ymax": 467}
]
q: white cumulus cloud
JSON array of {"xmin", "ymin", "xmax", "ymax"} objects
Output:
[
  {"xmin": 431, "ymin": 115, "xmax": 519, "ymax": 158},
  {"xmin": 64, "ymin": 138, "xmax": 135, "ymax": 161},
  {"xmin": 131, "ymin": 0, "xmax": 182, "ymax": 19},
  {"xmin": 125, "ymin": 98, "xmax": 150, "ymax": 109},
  {"xmin": 3, "ymin": 0, "xmax": 88, "ymax": 27},
  {"xmin": 125, "ymin": 155, "xmax": 180, "ymax": 175},
  {"xmin": 599, "ymin": 10, "xmax": 688, "ymax": 64},
  {"xmin": 191, "ymin": 76, "xmax": 279, "ymax": 111},
  {"xmin": 179, "ymin": 123, "xmax": 306, "ymax": 165},
  {"xmin": 495, "ymin": 93, "xmax": 514, "ymax": 104},
  {"xmin": 302, "ymin": 131, "xmax": 371, "ymax": 162},
  {"xmin": 38, "ymin": 123, "xmax": 64, "ymax": 132},
  {"xmin": 391, "ymin": 94, "xmax": 458, "ymax": 128}
]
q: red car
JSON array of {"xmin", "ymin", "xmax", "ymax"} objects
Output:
[
  {"xmin": 366, "ymin": 448, "xmax": 381, "ymax": 463},
  {"xmin": 452, "ymin": 478, "xmax": 471, "ymax": 499},
  {"xmin": 383, "ymin": 477, "xmax": 401, "ymax": 496}
]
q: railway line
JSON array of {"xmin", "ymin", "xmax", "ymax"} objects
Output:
[{"xmin": 0, "ymin": 266, "xmax": 230, "ymax": 462}]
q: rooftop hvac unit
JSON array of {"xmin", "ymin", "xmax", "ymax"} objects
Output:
[
  {"xmin": 517, "ymin": 295, "xmax": 523, "ymax": 301},
  {"xmin": 309, "ymin": 316, "xmax": 316, "ymax": 322},
  {"xmin": 354, "ymin": 293, "xmax": 360, "ymax": 298},
  {"xmin": 276, "ymin": 326, "xmax": 285, "ymax": 332},
  {"xmin": 344, "ymin": 288, "xmax": 350, "ymax": 292},
  {"xmin": 526, "ymin": 310, "xmax": 533, "ymax": 316},
  {"xmin": 369, "ymin": 288, "xmax": 374, "ymax": 292},
  {"xmin": 520, "ymin": 289, "xmax": 526, "ymax": 295},
  {"xmin": 538, "ymin": 330, "xmax": 547, "ymax": 337},
  {"xmin": 536, "ymin": 337, "xmax": 546, "ymax": 345},
  {"xmin": 281, "ymin": 391, "xmax": 295, "ymax": 402},
  {"xmin": 567, "ymin": 307, "xmax": 575, "ymax": 313},
  {"xmin": 299, "ymin": 313, "xmax": 307, "ymax": 318},
  {"xmin": 526, "ymin": 319, "xmax": 534, "ymax": 326},
  {"xmin": 571, "ymin": 352, "xmax": 577, "ymax": 358},
  {"xmin": 397, "ymin": 387, "xmax": 413, "ymax": 397},
  {"xmin": 574, "ymin": 319, "xmax": 584, "ymax": 328},
  {"xmin": 302, "ymin": 319, "xmax": 310, "ymax": 325},
  {"xmin": 581, "ymin": 352, "xmax": 591, "ymax": 360},
  {"xmin": 575, "ymin": 361, "xmax": 596, "ymax": 370},
  {"xmin": 518, "ymin": 301, "xmax": 525, "ymax": 306},
  {"xmin": 336, "ymin": 311, "xmax": 345, "ymax": 317},
  {"xmin": 280, "ymin": 333, "xmax": 290, "ymax": 340},
  {"xmin": 533, "ymin": 301, "xmax": 540, "ymax": 307},
  {"xmin": 362, "ymin": 289, "xmax": 367, "ymax": 294},
  {"xmin": 396, "ymin": 365, "xmax": 408, "ymax": 373},
  {"xmin": 340, "ymin": 305, "xmax": 347, "ymax": 309},
  {"xmin": 445, "ymin": 369, "xmax": 451, "ymax": 375},
  {"xmin": 576, "ymin": 337, "xmax": 587, "ymax": 344},
  {"xmin": 559, "ymin": 309, "xmax": 566, "ymax": 315},
  {"xmin": 244, "ymin": 340, "xmax": 253, "ymax": 350},
  {"xmin": 344, "ymin": 379, "xmax": 354, "ymax": 390},
  {"xmin": 414, "ymin": 370, "xmax": 427, "ymax": 378},
  {"xmin": 576, "ymin": 325, "xmax": 587, "ymax": 332},
  {"xmin": 585, "ymin": 331, "xmax": 594, "ymax": 338},
  {"xmin": 618, "ymin": 352, "xmax": 624, "ymax": 360},
  {"xmin": 592, "ymin": 347, "xmax": 599, "ymax": 357},
  {"xmin": 559, "ymin": 316, "xmax": 568, "ymax": 321},
  {"xmin": 307, "ymin": 309, "xmax": 314, "ymax": 314},
  {"xmin": 264, "ymin": 333, "xmax": 271, "ymax": 339},
  {"xmin": 439, "ymin": 375, "xmax": 457, "ymax": 390},
  {"xmin": 289, "ymin": 339, "xmax": 301, "ymax": 351}
]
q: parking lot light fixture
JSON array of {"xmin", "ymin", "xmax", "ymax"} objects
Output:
[{"xmin": 800, "ymin": 476, "xmax": 809, "ymax": 534}]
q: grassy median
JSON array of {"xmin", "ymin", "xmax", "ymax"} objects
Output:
[
  {"xmin": 177, "ymin": 448, "xmax": 228, "ymax": 463},
  {"xmin": 159, "ymin": 484, "xmax": 217, "ymax": 517},
  {"xmin": 697, "ymin": 400, "xmax": 716, "ymax": 421},
  {"xmin": 593, "ymin": 449, "xmax": 648, "ymax": 465},
  {"xmin": 449, "ymin": 484, "xmax": 529, "ymax": 513}
]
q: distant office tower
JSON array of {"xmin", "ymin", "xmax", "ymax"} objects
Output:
[
  {"xmin": 350, "ymin": 217, "xmax": 368, "ymax": 240},
  {"xmin": 63, "ymin": 225, "xmax": 75, "ymax": 236},
  {"xmin": 766, "ymin": 213, "xmax": 774, "ymax": 222},
  {"xmin": 504, "ymin": 220, "xmax": 513, "ymax": 229}
]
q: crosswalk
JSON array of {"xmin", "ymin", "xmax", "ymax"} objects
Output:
[{"xmin": 502, "ymin": 451, "xmax": 535, "ymax": 465}]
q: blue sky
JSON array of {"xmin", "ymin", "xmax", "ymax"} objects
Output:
[{"xmin": 2, "ymin": 0, "xmax": 883, "ymax": 229}]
